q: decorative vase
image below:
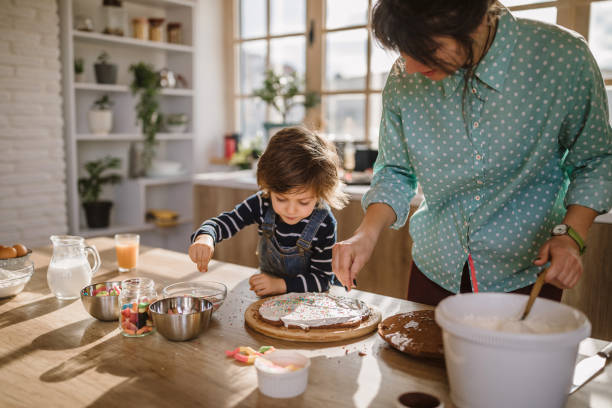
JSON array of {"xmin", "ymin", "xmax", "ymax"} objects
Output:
[
  {"xmin": 75, "ymin": 73, "xmax": 85, "ymax": 83},
  {"xmin": 94, "ymin": 63, "xmax": 117, "ymax": 84},
  {"xmin": 83, "ymin": 201, "xmax": 113, "ymax": 228},
  {"xmin": 88, "ymin": 110, "xmax": 113, "ymax": 134}
]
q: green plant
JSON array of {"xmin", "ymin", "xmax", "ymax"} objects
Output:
[
  {"xmin": 74, "ymin": 58, "xmax": 84, "ymax": 74},
  {"xmin": 92, "ymin": 94, "xmax": 113, "ymax": 110},
  {"xmin": 78, "ymin": 156, "xmax": 122, "ymax": 203},
  {"xmin": 229, "ymin": 135, "xmax": 264, "ymax": 170},
  {"xmin": 129, "ymin": 62, "xmax": 162, "ymax": 171},
  {"xmin": 253, "ymin": 69, "xmax": 320, "ymax": 123},
  {"xmin": 96, "ymin": 51, "xmax": 111, "ymax": 65}
]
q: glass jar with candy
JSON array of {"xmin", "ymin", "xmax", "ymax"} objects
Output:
[{"xmin": 119, "ymin": 277, "xmax": 156, "ymax": 337}]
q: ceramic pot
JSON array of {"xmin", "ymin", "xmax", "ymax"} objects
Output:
[{"xmin": 88, "ymin": 110, "xmax": 113, "ymax": 134}]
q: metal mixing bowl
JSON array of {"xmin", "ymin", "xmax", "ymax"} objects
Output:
[
  {"xmin": 80, "ymin": 281, "xmax": 122, "ymax": 321},
  {"xmin": 149, "ymin": 296, "xmax": 213, "ymax": 341},
  {"xmin": 162, "ymin": 281, "xmax": 227, "ymax": 312}
]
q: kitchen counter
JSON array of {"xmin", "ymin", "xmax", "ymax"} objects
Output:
[{"xmin": 0, "ymin": 237, "xmax": 609, "ymax": 407}]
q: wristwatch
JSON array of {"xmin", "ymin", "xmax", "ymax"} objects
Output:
[{"xmin": 551, "ymin": 224, "xmax": 586, "ymax": 255}]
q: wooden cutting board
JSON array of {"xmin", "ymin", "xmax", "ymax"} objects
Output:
[{"xmin": 244, "ymin": 298, "xmax": 382, "ymax": 342}]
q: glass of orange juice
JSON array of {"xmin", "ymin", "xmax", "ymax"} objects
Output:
[{"xmin": 115, "ymin": 234, "xmax": 139, "ymax": 273}]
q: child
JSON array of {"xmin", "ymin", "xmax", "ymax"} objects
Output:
[{"xmin": 189, "ymin": 127, "xmax": 348, "ymax": 296}]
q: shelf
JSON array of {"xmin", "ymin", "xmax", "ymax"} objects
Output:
[
  {"xmin": 125, "ymin": 0, "xmax": 195, "ymax": 8},
  {"xmin": 137, "ymin": 175, "xmax": 193, "ymax": 186},
  {"xmin": 76, "ymin": 133, "xmax": 193, "ymax": 141},
  {"xmin": 79, "ymin": 218, "xmax": 193, "ymax": 238},
  {"xmin": 79, "ymin": 223, "xmax": 155, "ymax": 238},
  {"xmin": 73, "ymin": 30, "xmax": 193, "ymax": 53},
  {"xmin": 74, "ymin": 83, "xmax": 194, "ymax": 96}
]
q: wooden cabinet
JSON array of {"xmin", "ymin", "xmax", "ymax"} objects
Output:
[{"xmin": 193, "ymin": 185, "xmax": 417, "ymax": 299}]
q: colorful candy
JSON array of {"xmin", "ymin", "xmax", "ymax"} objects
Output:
[
  {"xmin": 225, "ymin": 345, "xmax": 276, "ymax": 364},
  {"xmin": 120, "ymin": 302, "xmax": 153, "ymax": 335},
  {"xmin": 87, "ymin": 283, "xmax": 121, "ymax": 296}
]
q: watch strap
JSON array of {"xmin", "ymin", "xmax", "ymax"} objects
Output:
[{"xmin": 566, "ymin": 225, "xmax": 586, "ymax": 255}]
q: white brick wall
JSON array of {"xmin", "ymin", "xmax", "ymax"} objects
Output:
[{"xmin": 0, "ymin": 0, "xmax": 67, "ymax": 247}]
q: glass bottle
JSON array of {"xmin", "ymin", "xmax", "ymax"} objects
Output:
[
  {"xmin": 132, "ymin": 17, "xmax": 149, "ymax": 40},
  {"xmin": 119, "ymin": 277, "xmax": 157, "ymax": 337},
  {"xmin": 102, "ymin": 0, "xmax": 127, "ymax": 36}
]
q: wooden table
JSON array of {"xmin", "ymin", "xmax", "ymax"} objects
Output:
[{"xmin": 0, "ymin": 238, "xmax": 609, "ymax": 407}]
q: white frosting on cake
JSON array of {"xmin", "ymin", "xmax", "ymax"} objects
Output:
[{"xmin": 258, "ymin": 293, "xmax": 370, "ymax": 329}]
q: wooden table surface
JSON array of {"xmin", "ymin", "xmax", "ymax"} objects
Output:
[{"xmin": 0, "ymin": 237, "xmax": 610, "ymax": 407}]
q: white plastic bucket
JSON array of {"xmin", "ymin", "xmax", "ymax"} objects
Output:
[
  {"xmin": 254, "ymin": 350, "xmax": 310, "ymax": 398},
  {"xmin": 435, "ymin": 293, "xmax": 590, "ymax": 408}
]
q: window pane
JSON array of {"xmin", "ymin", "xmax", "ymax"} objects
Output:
[
  {"xmin": 325, "ymin": 29, "xmax": 368, "ymax": 91},
  {"xmin": 239, "ymin": 97, "xmax": 266, "ymax": 138},
  {"xmin": 240, "ymin": 40, "xmax": 266, "ymax": 95},
  {"xmin": 326, "ymin": 0, "xmax": 368, "ymax": 29},
  {"xmin": 269, "ymin": 97, "xmax": 305, "ymax": 124},
  {"xmin": 370, "ymin": 39, "xmax": 398, "ymax": 89},
  {"xmin": 271, "ymin": 0, "xmax": 305, "ymax": 35},
  {"xmin": 240, "ymin": 0, "xmax": 266, "ymax": 39},
  {"xmin": 511, "ymin": 7, "xmax": 557, "ymax": 24},
  {"xmin": 368, "ymin": 93, "xmax": 382, "ymax": 146},
  {"xmin": 589, "ymin": 1, "xmax": 612, "ymax": 78},
  {"xmin": 270, "ymin": 36, "xmax": 306, "ymax": 77},
  {"xmin": 325, "ymin": 94, "xmax": 366, "ymax": 141},
  {"xmin": 503, "ymin": 0, "xmax": 549, "ymax": 6}
]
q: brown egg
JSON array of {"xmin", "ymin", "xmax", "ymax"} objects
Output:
[
  {"xmin": 0, "ymin": 246, "xmax": 17, "ymax": 259},
  {"xmin": 13, "ymin": 244, "xmax": 28, "ymax": 257}
]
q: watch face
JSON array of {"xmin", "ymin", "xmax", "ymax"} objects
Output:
[{"xmin": 552, "ymin": 224, "xmax": 568, "ymax": 235}]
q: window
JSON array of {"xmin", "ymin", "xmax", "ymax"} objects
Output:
[{"xmin": 230, "ymin": 0, "xmax": 611, "ymax": 144}]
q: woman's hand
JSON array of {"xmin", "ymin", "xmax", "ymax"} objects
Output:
[
  {"xmin": 332, "ymin": 232, "xmax": 377, "ymax": 291},
  {"xmin": 249, "ymin": 273, "xmax": 286, "ymax": 296},
  {"xmin": 188, "ymin": 234, "xmax": 215, "ymax": 272},
  {"xmin": 332, "ymin": 203, "xmax": 397, "ymax": 291},
  {"xmin": 534, "ymin": 235, "xmax": 583, "ymax": 289}
]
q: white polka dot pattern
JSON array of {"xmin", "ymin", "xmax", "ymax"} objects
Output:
[{"xmin": 362, "ymin": 11, "xmax": 612, "ymax": 293}]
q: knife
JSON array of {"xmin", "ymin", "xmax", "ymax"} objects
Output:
[{"xmin": 570, "ymin": 342, "xmax": 612, "ymax": 394}]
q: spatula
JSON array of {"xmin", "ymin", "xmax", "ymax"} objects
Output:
[{"xmin": 520, "ymin": 270, "xmax": 548, "ymax": 320}]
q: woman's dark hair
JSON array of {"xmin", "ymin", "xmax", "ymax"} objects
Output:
[
  {"xmin": 372, "ymin": 0, "xmax": 500, "ymax": 74},
  {"xmin": 257, "ymin": 126, "xmax": 348, "ymax": 210},
  {"xmin": 372, "ymin": 0, "xmax": 502, "ymax": 124}
]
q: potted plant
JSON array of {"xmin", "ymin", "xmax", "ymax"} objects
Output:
[
  {"xmin": 94, "ymin": 51, "xmax": 118, "ymax": 84},
  {"xmin": 74, "ymin": 58, "xmax": 84, "ymax": 82},
  {"xmin": 130, "ymin": 62, "xmax": 162, "ymax": 174},
  {"xmin": 165, "ymin": 113, "xmax": 189, "ymax": 133},
  {"xmin": 88, "ymin": 94, "xmax": 113, "ymax": 134},
  {"xmin": 78, "ymin": 156, "xmax": 122, "ymax": 229},
  {"xmin": 253, "ymin": 69, "xmax": 320, "ymax": 136}
]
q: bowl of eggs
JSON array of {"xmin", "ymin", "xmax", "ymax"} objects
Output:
[
  {"xmin": 0, "ymin": 243, "xmax": 34, "ymax": 298},
  {"xmin": 0, "ymin": 244, "xmax": 32, "ymax": 269}
]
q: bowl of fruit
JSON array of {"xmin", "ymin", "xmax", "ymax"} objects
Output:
[{"xmin": 80, "ymin": 281, "xmax": 122, "ymax": 321}]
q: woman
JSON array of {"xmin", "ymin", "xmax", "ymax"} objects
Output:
[{"xmin": 333, "ymin": 0, "xmax": 612, "ymax": 305}]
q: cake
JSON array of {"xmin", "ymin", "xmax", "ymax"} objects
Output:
[
  {"xmin": 257, "ymin": 292, "xmax": 371, "ymax": 330},
  {"xmin": 377, "ymin": 310, "xmax": 444, "ymax": 358}
]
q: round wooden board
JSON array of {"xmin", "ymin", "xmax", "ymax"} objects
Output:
[{"xmin": 244, "ymin": 298, "xmax": 382, "ymax": 342}]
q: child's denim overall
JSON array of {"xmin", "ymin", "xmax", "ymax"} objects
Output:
[{"xmin": 257, "ymin": 205, "xmax": 328, "ymax": 278}]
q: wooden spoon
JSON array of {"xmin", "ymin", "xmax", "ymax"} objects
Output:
[{"xmin": 520, "ymin": 270, "xmax": 548, "ymax": 320}]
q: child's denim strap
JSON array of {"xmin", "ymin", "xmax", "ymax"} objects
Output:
[
  {"xmin": 295, "ymin": 207, "xmax": 328, "ymax": 251},
  {"xmin": 261, "ymin": 204, "xmax": 275, "ymax": 238}
]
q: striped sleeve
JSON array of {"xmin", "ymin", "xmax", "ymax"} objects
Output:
[
  {"xmin": 284, "ymin": 212, "xmax": 337, "ymax": 293},
  {"xmin": 190, "ymin": 192, "xmax": 264, "ymax": 244}
]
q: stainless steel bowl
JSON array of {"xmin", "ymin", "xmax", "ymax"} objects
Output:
[
  {"xmin": 149, "ymin": 296, "xmax": 213, "ymax": 341},
  {"xmin": 80, "ymin": 281, "xmax": 122, "ymax": 321}
]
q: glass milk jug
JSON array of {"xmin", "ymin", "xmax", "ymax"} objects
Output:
[{"xmin": 47, "ymin": 235, "xmax": 101, "ymax": 300}]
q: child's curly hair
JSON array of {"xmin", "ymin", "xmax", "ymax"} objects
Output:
[{"xmin": 257, "ymin": 126, "xmax": 348, "ymax": 210}]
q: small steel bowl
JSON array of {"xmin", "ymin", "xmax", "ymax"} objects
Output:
[
  {"xmin": 149, "ymin": 296, "xmax": 213, "ymax": 341},
  {"xmin": 80, "ymin": 281, "xmax": 122, "ymax": 321}
]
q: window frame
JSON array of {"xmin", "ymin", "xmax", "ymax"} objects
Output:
[{"xmin": 225, "ymin": 0, "xmax": 611, "ymax": 142}]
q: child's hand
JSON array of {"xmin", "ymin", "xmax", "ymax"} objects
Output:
[
  {"xmin": 249, "ymin": 273, "xmax": 287, "ymax": 296},
  {"xmin": 188, "ymin": 234, "xmax": 214, "ymax": 272}
]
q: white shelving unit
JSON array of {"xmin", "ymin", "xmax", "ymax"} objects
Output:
[{"xmin": 59, "ymin": 0, "xmax": 197, "ymax": 252}]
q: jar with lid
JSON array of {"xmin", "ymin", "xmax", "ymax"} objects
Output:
[
  {"xmin": 132, "ymin": 17, "xmax": 149, "ymax": 40},
  {"xmin": 102, "ymin": 0, "xmax": 127, "ymax": 36},
  {"xmin": 148, "ymin": 18, "xmax": 165, "ymax": 42},
  {"xmin": 167, "ymin": 22, "xmax": 182, "ymax": 44},
  {"xmin": 119, "ymin": 277, "xmax": 157, "ymax": 337}
]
